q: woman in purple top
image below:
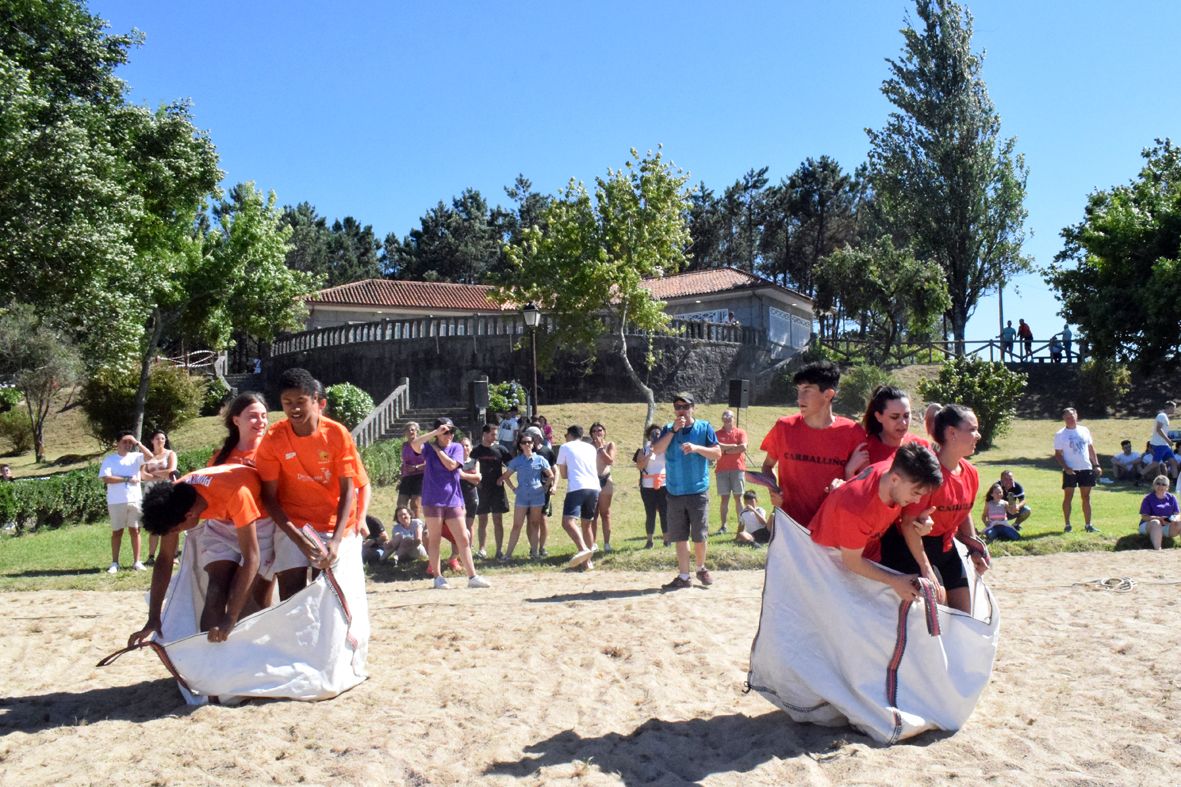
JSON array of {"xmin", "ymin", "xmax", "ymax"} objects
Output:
[
  {"xmin": 410, "ymin": 418, "xmax": 490, "ymax": 589},
  {"xmin": 397, "ymin": 422, "xmax": 426, "ymax": 519},
  {"xmin": 1139, "ymin": 474, "xmax": 1181, "ymax": 550}
]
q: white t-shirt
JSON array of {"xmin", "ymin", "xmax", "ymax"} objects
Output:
[
  {"xmin": 740, "ymin": 506, "xmax": 767, "ymax": 535},
  {"xmin": 1053, "ymin": 425, "xmax": 1095, "ymax": 472},
  {"xmin": 1150, "ymin": 412, "xmax": 1171, "ymax": 447},
  {"xmin": 497, "ymin": 417, "xmax": 519, "ymax": 445},
  {"xmin": 99, "ymin": 452, "xmax": 146, "ymax": 505},
  {"xmin": 1112, "ymin": 451, "xmax": 1141, "ymax": 470},
  {"xmin": 557, "ymin": 440, "xmax": 600, "ymax": 492}
]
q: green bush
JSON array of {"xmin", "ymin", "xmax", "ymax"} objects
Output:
[
  {"xmin": 1076, "ymin": 358, "xmax": 1132, "ymax": 416},
  {"xmin": 0, "ymin": 408, "xmax": 34, "ymax": 454},
  {"xmin": 0, "ymin": 386, "xmax": 21, "ymax": 413},
  {"xmin": 917, "ymin": 357, "xmax": 1027, "ymax": 450},
  {"xmin": 201, "ymin": 376, "xmax": 232, "ymax": 416},
  {"xmin": 489, "ymin": 381, "xmax": 526, "ymax": 414},
  {"xmin": 0, "ymin": 467, "xmax": 107, "ymax": 533},
  {"xmin": 81, "ymin": 365, "xmax": 205, "ymax": 444},
  {"xmin": 359, "ymin": 438, "xmax": 403, "ymax": 487},
  {"xmin": 325, "ymin": 383, "xmax": 374, "ymax": 430},
  {"xmin": 833, "ymin": 365, "xmax": 898, "ymax": 418}
]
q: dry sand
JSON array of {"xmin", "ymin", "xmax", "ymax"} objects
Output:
[{"xmin": 1, "ymin": 550, "xmax": 1180, "ymax": 786}]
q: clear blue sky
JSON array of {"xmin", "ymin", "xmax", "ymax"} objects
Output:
[{"xmin": 93, "ymin": 0, "xmax": 1179, "ymax": 341}]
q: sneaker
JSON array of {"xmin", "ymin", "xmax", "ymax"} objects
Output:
[
  {"xmin": 696, "ymin": 567, "xmax": 714, "ymax": 586},
  {"xmin": 603, "ymin": 543, "xmax": 613, "ymax": 553},
  {"xmin": 468, "ymin": 575, "xmax": 491, "ymax": 589},
  {"xmin": 497, "ymin": 554, "xmax": 510, "ymax": 563},
  {"xmin": 662, "ymin": 575, "xmax": 691, "ymax": 591},
  {"xmin": 144, "ymin": 555, "xmax": 155, "ymax": 566},
  {"xmin": 447, "ymin": 557, "xmax": 461, "ymax": 573},
  {"xmin": 476, "ymin": 549, "xmax": 488, "ymax": 559},
  {"xmin": 1085, "ymin": 524, "xmax": 1101, "ymax": 534},
  {"xmin": 107, "ymin": 562, "xmax": 119, "ymax": 574},
  {"xmin": 132, "ymin": 561, "xmax": 147, "ymax": 571},
  {"xmin": 590, "ymin": 543, "xmax": 599, "ymax": 554},
  {"xmin": 494, "ymin": 551, "xmax": 504, "ymax": 561},
  {"xmin": 433, "ymin": 576, "xmax": 450, "ymax": 589},
  {"xmin": 539, "ymin": 547, "xmax": 548, "ymax": 557},
  {"xmin": 644, "ymin": 539, "xmax": 654, "ymax": 549},
  {"xmin": 566, "ymin": 548, "xmax": 593, "ymax": 567},
  {"xmin": 1063, "ymin": 523, "xmax": 1073, "ymax": 533},
  {"xmin": 717, "ymin": 526, "xmax": 729, "ymax": 535}
]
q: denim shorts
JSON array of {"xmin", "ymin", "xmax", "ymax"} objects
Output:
[
  {"xmin": 515, "ymin": 488, "xmax": 547, "ymax": 509},
  {"xmin": 562, "ymin": 488, "xmax": 599, "ymax": 520}
]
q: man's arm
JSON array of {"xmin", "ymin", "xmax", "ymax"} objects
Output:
[
  {"xmin": 839, "ymin": 547, "xmax": 919, "ymax": 601},
  {"xmin": 1087, "ymin": 442, "xmax": 1102, "ymax": 476},
  {"xmin": 1054, "ymin": 449, "xmax": 1074, "ymax": 473},
  {"xmin": 128, "ymin": 531, "xmax": 181, "ymax": 647},
  {"xmin": 900, "ymin": 510, "xmax": 941, "ymax": 598},
  {"xmin": 208, "ymin": 522, "xmax": 261, "ymax": 642},
  {"xmin": 651, "ymin": 428, "xmax": 675, "ymax": 456}
]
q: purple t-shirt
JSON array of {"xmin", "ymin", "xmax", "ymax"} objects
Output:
[
  {"xmin": 422, "ymin": 441, "xmax": 465, "ymax": 507},
  {"xmin": 401, "ymin": 442, "xmax": 425, "ymax": 478},
  {"xmin": 1140, "ymin": 492, "xmax": 1179, "ymax": 519}
]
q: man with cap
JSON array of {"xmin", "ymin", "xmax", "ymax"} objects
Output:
[
  {"xmin": 652, "ymin": 393, "xmax": 722, "ymax": 589},
  {"xmin": 714, "ymin": 409, "xmax": 747, "ymax": 535}
]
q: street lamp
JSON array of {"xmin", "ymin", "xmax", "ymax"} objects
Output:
[{"xmin": 522, "ymin": 302, "xmax": 541, "ymax": 418}]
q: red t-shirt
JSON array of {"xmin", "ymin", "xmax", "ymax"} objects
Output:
[
  {"xmin": 254, "ymin": 417, "xmax": 357, "ymax": 533},
  {"xmin": 901, "ymin": 458, "xmax": 979, "ymax": 552},
  {"xmin": 865, "ymin": 433, "xmax": 932, "ymax": 466},
  {"xmin": 715, "ymin": 426, "xmax": 747, "ymax": 473},
  {"xmin": 178, "ymin": 465, "xmax": 263, "ymax": 528},
  {"xmin": 809, "ymin": 463, "xmax": 901, "ymax": 551},
  {"xmin": 760, "ymin": 414, "xmax": 866, "ymax": 525}
]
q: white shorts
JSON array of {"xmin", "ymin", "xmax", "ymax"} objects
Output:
[
  {"xmin": 1139, "ymin": 519, "xmax": 1180, "ymax": 536},
  {"xmin": 197, "ymin": 517, "xmax": 276, "ymax": 580},
  {"xmin": 272, "ymin": 524, "xmax": 332, "ymax": 574},
  {"xmin": 108, "ymin": 502, "xmax": 141, "ymax": 531}
]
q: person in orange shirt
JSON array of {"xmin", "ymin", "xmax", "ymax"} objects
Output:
[
  {"xmin": 714, "ymin": 409, "xmax": 748, "ymax": 534},
  {"xmin": 255, "ymin": 368, "xmax": 357, "ymax": 601},
  {"xmin": 809, "ymin": 442, "xmax": 943, "ymax": 602},
  {"xmin": 314, "ymin": 380, "xmax": 372, "ymax": 537},
  {"xmin": 130, "ymin": 464, "xmax": 269, "ymax": 646}
]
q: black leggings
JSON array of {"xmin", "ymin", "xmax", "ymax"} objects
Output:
[{"xmin": 640, "ymin": 486, "xmax": 668, "ymax": 536}]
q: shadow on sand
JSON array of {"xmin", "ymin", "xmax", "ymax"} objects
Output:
[{"xmin": 0, "ymin": 679, "xmax": 194, "ymax": 736}]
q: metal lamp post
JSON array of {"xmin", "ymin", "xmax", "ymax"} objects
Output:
[{"xmin": 522, "ymin": 302, "xmax": 541, "ymax": 418}]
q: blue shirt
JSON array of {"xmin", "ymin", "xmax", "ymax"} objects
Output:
[
  {"xmin": 661, "ymin": 420, "xmax": 718, "ymax": 496},
  {"xmin": 507, "ymin": 453, "xmax": 550, "ymax": 495}
]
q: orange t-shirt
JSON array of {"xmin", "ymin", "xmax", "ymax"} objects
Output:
[
  {"xmin": 760, "ymin": 414, "xmax": 866, "ymax": 525},
  {"xmin": 809, "ymin": 463, "xmax": 900, "ymax": 551},
  {"xmin": 865, "ymin": 433, "xmax": 931, "ymax": 466},
  {"xmin": 254, "ymin": 417, "xmax": 357, "ymax": 533},
  {"xmin": 715, "ymin": 426, "xmax": 748, "ymax": 473},
  {"xmin": 207, "ymin": 445, "xmax": 257, "ymax": 467},
  {"xmin": 900, "ymin": 458, "xmax": 979, "ymax": 552},
  {"xmin": 178, "ymin": 465, "xmax": 263, "ymax": 528},
  {"xmin": 349, "ymin": 447, "xmax": 370, "ymax": 529}
]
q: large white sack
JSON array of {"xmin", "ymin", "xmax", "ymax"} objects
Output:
[
  {"xmin": 747, "ymin": 509, "xmax": 998, "ymax": 743},
  {"xmin": 150, "ymin": 527, "xmax": 369, "ymax": 704}
]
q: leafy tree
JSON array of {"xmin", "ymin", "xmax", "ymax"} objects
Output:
[
  {"xmin": 865, "ymin": 0, "xmax": 1030, "ymax": 348},
  {"xmin": 1047, "ymin": 139, "xmax": 1181, "ymax": 364},
  {"xmin": 813, "ymin": 236, "xmax": 950, "ymax": 364},
  {"xmin": 0, "ymin": 305, "xmax": 84, "ymax": 462},
  {"xmin": 280, "ymin": 202, "xmax": 334, "ymax": 280},
  {"xmin": 917, "ymin": 357, "xmax": 1026, "ymax": 449},
  {"xmin": 387, "ymin": 188, "xmax": 506, "ymax": 283},
  {"xmin": 720, "ymin": 167, "xmax": 770, "ymax": 273},
  {"xmin": 327, "ymin": 216, "xmax": 382, "ymax": 283},
  {"xmin": 497, "ymin": 148, "xmax": 692, "ymax": 425},
  {"xmin": 502, "ymin": 175, "xmax": 551, "ymax": 249},
  {"xmin": 685, "ymin": 183, "xmax": 727, "ymax": 270}
]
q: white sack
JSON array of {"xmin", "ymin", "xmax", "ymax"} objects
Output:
[
  {"xmin": 747, "ymin": 509, "xmax": 998, "ymax": 743},
  {"xmin": 153, "ymin": 527, "xmax": 369, "ymax": 704}
]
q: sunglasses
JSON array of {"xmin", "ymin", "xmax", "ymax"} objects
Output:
[
  {"xmin": 673, "ymin": 404, "xmax": 692, "ymax": 411},
  {"xmin": 519, "ymin": 439, "xmax": 533, "ymax": 445}
]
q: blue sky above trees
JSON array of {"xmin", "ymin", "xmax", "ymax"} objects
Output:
[{"xmin": 94, "ymin": 0, "xmax": 1180, "ymax": 340}]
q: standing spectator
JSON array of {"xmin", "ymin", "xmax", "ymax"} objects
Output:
[
  {"xmin": 634, "ymin": 424, "xmax": 668, "ymax": 549},
  {"xmin": 653, "ymin": 393, "xmax": 722, "ymax": 590},
  {"xmin": 1053, "ymin": 407, "xmax": 1102, "ymax": 533},
  {"xmin": 1017, "ymin": 319, "xmax": 1033, "ymax": 360},
  {"xmin": 1061, "ymin": 324, "xmax": 1073, "ymax": 361},
  {"xmin": 556, "ymin": 424, "xmax": 600, "ymax": 568},
  {"xmin": 713, "ymin": 410, "xmax": 747, "ymax": 535},
  {"xmin": 1148, "ymin": 401, "xmax": 1180, "ymax": 480},
  {"xmin": 1000, "ymin": 320, "xmax": 1017, "ymax": 361},
  {"xmin": 499, "ymin": 431, "xmax": 553, "ymax": 560},
  {"xmin": 458, "ymin": 435, "xmax": 480, "ymax": 549},
  {"xmin": 1139, "ymin": 475, "xmax": 1181, "ymax": 550},
  {"xmin": 497, "ymin": 405, "xmax": 521, "ymax": 453},
  {"xmin": 471, "ymin": 424, "xmax": 512, "ymax": 560},
  {"xmin": 998, "ymin": 470, "xmax": 1033, "ymax": 527},
  {"xmin": 99, "ymin": 431, "xmax": 153, "ymax": 573},
  {"xmin": 524, "ymin": 426, "xmax": 554, "ymax": 556},
  {"xmin": 760, "ymin": 361, "xmax": 867, "ymax": 524},
  {"xmin": 537, "ymin": 414, "xmax": 554, "ymax": 448},
  {"xmin": 397, "ymin": 423, "xmax": 425, "ymax": 520},
  {"xmin": 588, "ymin": 422, "xmax": 617, "ymax": 552},
  {"xmin": 141, "ymin": 429, "xmax": 178, "ymax": 566}
]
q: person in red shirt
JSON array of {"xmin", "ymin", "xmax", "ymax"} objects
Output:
[
  {"xmin": 760, "ymin": 361, "xmax": 868, "ymax": 525},
  {"xmin": 879, "ymin": 404, "xmax": 989, "ymax": 613},
  {"xmin": 131, "ymin": 464, "xmax": 268, "ymax": 646},
  {"xmin": 714, "ymin": 409, "xmax": 748, "ymax": 535},
  {"xmin": 255, "ymin": 368, "xmax": 357, "ymax": 601},
  {"xmin": 810, "ymin": 442, "xmax": 943, "ymax": 601},
  {"xmin": 856, "ymin": 385, "xmax": 931, "ymax": 470}
]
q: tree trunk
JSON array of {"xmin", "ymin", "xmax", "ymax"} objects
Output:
[
  {"xmin": 132, "ymin": 310, "xmax": 166, "ymax": 438},
  {"xmin": 950, "ymin": 302, "xmax": 968, "ymax": 357},
  {"xmin": 615, "ymin": 312, "xmax": 656, "ymax": 427},
  {"xmin": 26, "ymin": 399, "xmax": 44, "ymax": 464}
]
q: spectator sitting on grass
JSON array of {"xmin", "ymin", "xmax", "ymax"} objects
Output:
[
  {"xmin": 982, "ymin": 482, "xmax": 1020, "ymax": 542},
  {"xmin": 998, "ymin": 470, "xmax": 1032, "ymax": 527},
  {"xmin": 734, "ymin": 490, "xmax": 770, "ymax": 546},
  {"xmin": 1111, "ymin": 439, "xmax": 1144, "ymax": 483},
  {"xmin": 389, "ymin": 505, "xmax": 428, "ymax": 563},
  {"xmin": 1139, "ymin": 475, "xmax": 1181, "ymax": 550},
  {"xmin": 361, "ymin": 515, "xmax": 391, "ymax": 565}
]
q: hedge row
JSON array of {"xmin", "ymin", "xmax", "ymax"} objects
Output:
[{"xmin": 1, "ymin": 438, "xmax": 406, "ymax": 534}]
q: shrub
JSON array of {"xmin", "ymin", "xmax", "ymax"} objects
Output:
[
  {"xmin": 81, "ymin": 365, "xmax": 205, "ymax": 444},
  {"xmin": 1076, "ymin": 358, "xmax": 1132, "ymax": 416},
  {"xmin": 488, "ymin": 381, "xmax": 526, "ymax": 414},
  {"xmin": 201, "ymin": 376, "xmax": 232, "ymax": 416},
  {"xmin": 0, "ymin": 408, "xmax": 34, "ymax": 454},
  {"xmin": 0, "ymin": 466, "xmax": 107, "ymax": 533},
  {"xmin": 359, "ymin": 438, "xmax": 403, "ymax": 487},
  {"xmin": 833, "ymin": 365, "xmax": 898, "ymax": 418},
  {"xmin": 0, "ymin": 386, "xmax": 21, "ymax": 413},
  {"xmin": 325, "ymin": 383, "xmax": 374, "ymax": 430},
  {"xmin": 917, "ymin": 357, "xmax": 1027, "ymax": 450}
]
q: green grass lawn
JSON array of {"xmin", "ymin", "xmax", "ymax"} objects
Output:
[{"xmin": 1, "ymin": 404, "xmax": 1174, "ymax": 592}]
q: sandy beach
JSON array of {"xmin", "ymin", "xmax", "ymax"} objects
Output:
[{"xmin": 2, "ymin": 549, "xmax": 1180, "ymax": 785}]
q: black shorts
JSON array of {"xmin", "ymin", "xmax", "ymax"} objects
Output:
[
  {"xmin": 462, "ymin": 484, "xmax": 478, "ymax": 514},
  {"xmin": 476, "ymin": 484, "xmax": 509, "ymax": 515},
  {"xmin": 1062, "ymin": 469, "xmax": 1095, "ymax": 489},
  {"xmin": 877, "ymin": 526, "xmax": 968, "ymax": 591},
  {"xmin": 398, "ymin": 474, "xmax": 423, "ymax": 496},
  {"xmin": 750, "ymin": 528, "xmax": 771, "ymax": 544}
]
